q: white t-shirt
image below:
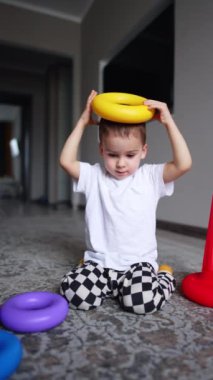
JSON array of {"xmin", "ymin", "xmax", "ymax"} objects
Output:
[{"xmin": 73, "ymin": 163, "xmax": 174, "ymax": 272}]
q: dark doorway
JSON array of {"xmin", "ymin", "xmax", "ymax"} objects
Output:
[
  {"xmin": 0, "ymin": 122, "xmax": 13, "ymax": 177},
  {"xmin": 104, "ymin": 3, "xmax": 174, "ymax": 109},
  {"xmin": 0, "ymin": 44, "xmax": 72, "ymax": 203},
  {"xmin": 0, "ymin": 93, "xmax": 32, "ymax": 200}
]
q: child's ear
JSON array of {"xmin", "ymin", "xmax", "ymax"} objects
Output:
[{"xmin": 141, "ymin": 144, "xmax": 148, "ymax": 159}]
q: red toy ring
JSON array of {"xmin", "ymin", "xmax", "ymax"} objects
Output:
[
  {"xmin": 181, "ymin": 195, "xmax": 213, "ymax": 307},
  {"xmin": 1, "ymin": 291, "xmax": 69, "ymax": 333}
]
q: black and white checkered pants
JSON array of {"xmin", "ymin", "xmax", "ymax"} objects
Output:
[{"xmin": 60, "ymin": 261, "xmax": 176, "ymax": 314}]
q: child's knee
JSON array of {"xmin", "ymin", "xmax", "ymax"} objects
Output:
[
  {"xmin": 60, "ymin": 262, "xmax": 107, "ymax": 310},
  {"xmin": 60, "ymin": 277, "xmax": 102, "ymax": 310},
  {"xmin": 118, "ymin": 262, "xmax": 173, "ymax": 315},
  {"xmin": 121, "ymin": 282, "xmax": 174, "ymax": 315},
  {"xmin": 120, "ymin": 292, "xmax": 159, "ymax": 315}
]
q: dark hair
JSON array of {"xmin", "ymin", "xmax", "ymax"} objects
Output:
[{"xmin": 99, "ymin": 118, "xmax": 146, "ymax": 144}]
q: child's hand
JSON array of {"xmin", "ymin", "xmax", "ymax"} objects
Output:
[
  {"xmin": 144, "ymin": 99, "xmax": 173, "ymax": 126},
  {"xmin": 80, "ymin": 90, "xmax": 98, "ymax": 126}
]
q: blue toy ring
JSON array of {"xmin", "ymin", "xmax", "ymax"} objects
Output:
[
  {"xmin": 1, "ymin": 291, "xmax": 69, "ymax": 333},
  {"xmin": 0, "ymin": 330, "xmax": 23, "ymax": 380}
]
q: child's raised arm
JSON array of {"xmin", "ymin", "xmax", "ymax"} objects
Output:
[
  {"xmin": 60, "ymin": 90, "xmax": 97, "ymax": 179},
  {"xmin": 144, "ymin": 99, "xmax": 192, "ymax": 183}
]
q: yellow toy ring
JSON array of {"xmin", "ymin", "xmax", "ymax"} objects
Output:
[{"xmin": 92, "ymin": 92, "xmax": 155, "ymax": 123}]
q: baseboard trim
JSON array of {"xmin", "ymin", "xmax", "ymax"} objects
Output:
[{"xmin": 157, "ymin": 220, "xmax": 207, "ymax": 240}]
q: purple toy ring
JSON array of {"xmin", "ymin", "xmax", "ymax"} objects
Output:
[{"xmin": 1, "ymin": 291, "xmax": 69, "ymax": 333}]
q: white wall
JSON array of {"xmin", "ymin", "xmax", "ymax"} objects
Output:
[
  {"xmin": 156, "ymin": 0, "xmax": 213, "ymax": 228},
  {"xmin": 81, "ymin": 0, "xmax": 213, "ymax": 228}
]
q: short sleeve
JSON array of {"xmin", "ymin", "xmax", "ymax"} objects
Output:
[
  {"xmin": 73, "ymin": 162, "xmax": 93, "ymax": 194},
  {"xmin": 73, "ymin": 162, "xmax": 102, "ymax": 198},
  {"xmin": 146, "ymin": 163, "xmax": 174, "ymax": 199}
]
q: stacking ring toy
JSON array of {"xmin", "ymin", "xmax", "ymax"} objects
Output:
[
  {"xmin": 92, "ymin": 92, "xmax": 155, "ymax": 123},
  {"xmin": 181, "ymin": 196, "xmax": 213, "ymax": 307},
  {"xmin": 0, "ymin": 330, "xmax": 23, "ymax": 380},
  {"xmin": 1, "ymin": 291, "xmax": 69, "ymax": 333}
]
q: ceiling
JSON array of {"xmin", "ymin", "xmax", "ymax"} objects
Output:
[
  {"xmin": 0, "ymin": 0, "xmax": 95, "ymax": 22},
  {"xmin": 0, "ymin": 0, "xmax": 94, "ymax": 76}
]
